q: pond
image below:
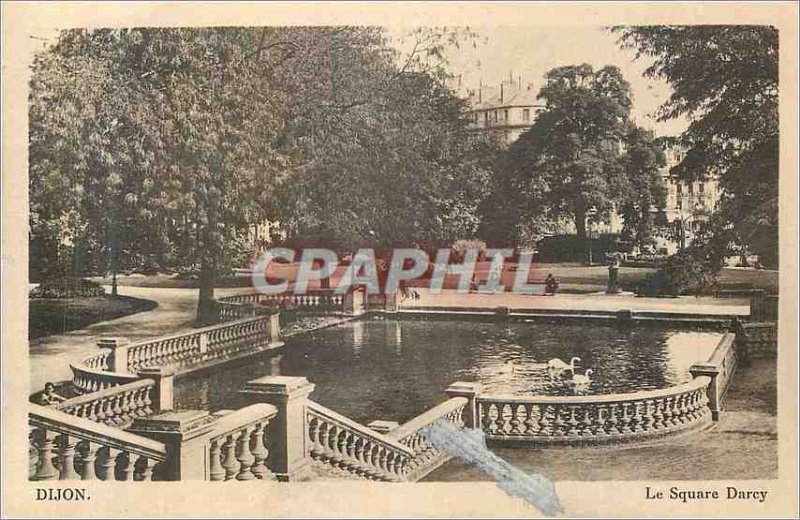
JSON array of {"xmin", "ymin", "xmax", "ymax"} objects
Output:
[{"xmin": 174, "ymin": 318, "xmax": 721, "ymax": 424}]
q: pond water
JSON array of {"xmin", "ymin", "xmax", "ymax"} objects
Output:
[{"xmin": 174, "ymin": 318, "xmax": 721, "ymax": 424}]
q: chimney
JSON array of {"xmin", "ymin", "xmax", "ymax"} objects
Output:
[{"xmin": 500, "ymin": 82, "xmax": 504, "ymax": 104}]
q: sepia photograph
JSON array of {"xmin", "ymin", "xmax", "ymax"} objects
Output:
[{"xmin": 2, "ymin": 2, "xmax": 797, "ymax": 518}]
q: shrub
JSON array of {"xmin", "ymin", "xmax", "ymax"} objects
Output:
[
  {"xmin": 29, "ymin": 278, "xmax": 106, "ymax": 299},
  {"xmin": 638, "ymin": 248, "xmax": 719, "ymax": 296}
]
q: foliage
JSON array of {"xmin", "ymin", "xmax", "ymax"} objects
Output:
[
  {"xmin": 486, "ymin": 63, "xmax": 666, "ymax": 254},
  {"xmin": 638, "ymin": 244, "xmax": 722, "ymax": 296},
  {"xmin": 29, "ymin": 278, "xmax": 106, "ymax": 299},
  {"xmin": 30, "ymin": 27, "xmax": 489, "ymax": 322},
  {"xmin": 613, "ymin": 25, "xmax": 779, "ymax": 267},
  {"xmin": 272, "ymin": 27, "xmax": 496, "ymax": 249}
]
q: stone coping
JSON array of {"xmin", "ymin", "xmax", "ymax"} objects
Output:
[
  {"xmin": 478, "ymin": 375, "xmax": 711, "ymax": 406},
  {"xmin": 29, "ymin": 403, "xmax": 167, "ymax": 460}
]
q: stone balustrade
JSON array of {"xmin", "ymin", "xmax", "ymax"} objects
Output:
[
  {"xmin": 306, "ymin": 401, "xmax": 415, "ymax": 482},
  {"xmin": 205, "ymin": 404, "xmax": 278, "ymax": 481},
  {"xmin": 28, "ymin": 403, "xmax": 167, "ymax": 481},
  {"xmin": 126, "ymin": 315, "xmax": 279, "ymax": 373},
  {"xmin": 70, "ymin": 315, "xmax": 281, "ymax": 396},
  {"xmin": 387, "ymin": 396, "xmax": 468, "ymax": 481},
  {"xmin": 55, "ymin": 379, "xmax": 156, "ymax": 429},
  {"xmin": 71, "ymin": 358, "xmax": 140, "ymax": 394},
  {"xmin": 477, "ymin": 376, "xmax": 712, "ymax": 446},
  {"xmin": 218, "ymin": 288, "xmax": 366, "ymax": 317}
]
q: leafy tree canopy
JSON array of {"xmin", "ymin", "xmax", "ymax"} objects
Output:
[{"xmin": 613, "ymin": 25, "xmax": 779, "ymax": 267}]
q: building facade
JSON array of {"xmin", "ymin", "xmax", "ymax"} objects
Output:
[
  {"xmin": 465, "ymin": 77, "xmax": 544, "ymax": 147},
  {"xmin": 463, "ymin": 78, "xmax": 720, "ymax": 254}
]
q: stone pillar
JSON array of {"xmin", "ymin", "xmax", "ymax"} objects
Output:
[
  {"xmin": 238, "ymin": 376, "xmax": 315, "ymax": 481},
  {"xmin": 749, "ymin": 289, "xmax": 765, "ymax": 321},
  {"xmin": 129, "ymin": 410, "xmax": 214, "ymax": 481},
  {"xmin": 344, "ymin": 288, "xmax": 365, "ymax": 316},
  {"xmin": 269, "ymin": 312, "xmax": 281, "ymax": 343},
  {"xmin": 606, "ymin": 264, "xmax": 621, "ymax": 294},
  {"xmin": 98, "ymin": 337, "xmax": 130, "ymax": 373},
  {"xmin": 384, "ymin": 291, "xmax": 402, "ymax": 313},
  {"xmin": 445, "ymin": 382, "xmax": 482, "ymax": 429},
  {"xmin": 138, "ymin": 366, "xmax": 177, "ymax": 412},
  {"xmin": 690, "ymin": 363, "xmax": 721, "ymax": 421}
]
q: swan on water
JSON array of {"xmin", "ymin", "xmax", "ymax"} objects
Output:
[
  {"xmin": 571, "ymin": 369, "xmax": 593, "ymax": 385},
  {"xmin": 547, "ymin": 356, "xmax": 581, "ymax": 373}
]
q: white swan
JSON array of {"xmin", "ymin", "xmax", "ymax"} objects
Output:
[
  {"xmin": 572, "ymin": 369, "xmax": 594, "ymax": 385},
  {"xmin": 547, "ymin": 356, "xmax": 581, "ymax": 373}
]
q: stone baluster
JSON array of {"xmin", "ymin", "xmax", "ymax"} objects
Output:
[
  {"xmin": 580, "ymin": 406, "xmax": 593, "ymax": 436},
  {"xmin": 250, "ymin": 421, "xmax": 270, "ymax": 479},
  {"xmin": 136, "ymin": 456, "xmax": 156, "ymax": 481},
  {"xmin": 78, "ymin": 441, "xmax": 98, "ymax": 480},
  {"xmin": 524, "ymin": 404, "xmax": 539, "ymax": 435},
  {"xmin": 607, "ymin": 404, "xmax": 620, "ymax": 434},
  {"xmin": 97, "ymin": 447, "xmax": 120, "ymax": 481},
  {"xmin": 58, "ymin": 433, "xmax": 79, "ymax": 480},
  {"xmin": 33, "ymin": 429, "xmax": 58, "ymax": 481},
  {"xmin": 235, "ymin": 425, "xmax": 256, "ymax": 480},
  {"xmin": 208, "ymin": 438, "xmax": 225, "ymax": 481},
  {"xmin": 221, "ymin": 432, "xmax": 240, "ymax": 481},
  {"xmin": 553, "ymin": 405, "xmax": 567, "ymax": 436},
  {"xmin": 567, "ymin": 406, "xmax": 580, "ymax": 436}
]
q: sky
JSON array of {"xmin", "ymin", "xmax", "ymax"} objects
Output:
[{"xmin": 389, "ymin": 25, "xmax": 689, "ymax": 137}]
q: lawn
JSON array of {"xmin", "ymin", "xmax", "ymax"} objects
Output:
[
  {"xmin": 28, "ymin": 295, "xmax": 158, "ymax": 340},
  {"xmin": 89, "ymin": 263, "xmax": 778, "ymax": 295}
]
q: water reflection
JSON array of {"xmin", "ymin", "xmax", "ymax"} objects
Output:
[{"xmin": 174, "ymin": 319, "xmax": 720, "ymax": 424}]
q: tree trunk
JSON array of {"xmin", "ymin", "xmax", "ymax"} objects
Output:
[
  {"xmin": 196, "ymin": 257, "xmax": 217, "ymax": 326},
  {"xmin": 575, "ymin": 209, "xmax": 590, "ymax": 264}
]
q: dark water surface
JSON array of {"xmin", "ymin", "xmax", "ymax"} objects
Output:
[{"xmin": 174, "ymin": 318, "xmax": 720, "ymax": 424}]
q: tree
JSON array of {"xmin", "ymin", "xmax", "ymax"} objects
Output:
[
  {"xmin": 30, "ymin": 28, "xmax": 291, "ymax": 323},
  {"xmin": 618, "ymin": 128, "xmax": 667, "ymax": 248},
  {"xmin": 490, "ymin": 63, "xmax": 664, "ymax": 260},
  {"xmin": 30, "ymin": 27, "xmax": 495, "ymax": 322},
  {"xmin": 271, "ymin": 27, "xmax": 496, "ymax": 252},
  {"xmin": 613, "ymin": 25, "xmax": 779, "ymax": 267}
]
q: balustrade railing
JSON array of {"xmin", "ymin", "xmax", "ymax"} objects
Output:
[
  {"xmin": 204, "ymin": 404, "xmax": 278, "ymax": 481},
  {"xmin": 477, "ymin": 377, "xmax": 711, "ymax": 445},
  {"xmin": 71, "ymin": 360, "xmax": 140, "ymax": 394},
  {"xmin": 388, "ymin": 397, "xmax": 467, "ymax": 480},
  {"xmin": 218, "ymin": 289, "xmax": 346, "ymax": 314},
  {"xmin": 55, "ymin": 379, "xmax": 156, "ymax": 429},
  {"xmin": 306, "ymin": 402, "xmax": 414, "ymax": 482},
  {"xmin": 28, "ymin": 403, "xmax": 167, "ymax": 481},
  {"xmin": 127, "ymin": 316, "xmax": 275, "ymax": 372}
]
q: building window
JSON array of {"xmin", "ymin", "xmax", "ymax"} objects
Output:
[
  {"xmin": 677, "ymin": 200, "xmax": 682, "ymax": 210},
  {"xmin": 484, "ymin": 112, "xmax": 488, "ymax": 124},
  {"xmin": 699, "ymin": 183, "xmax": 705, "ymax": 194},
  {"xmin": 689, "ymin": 183, "xmax": 694, "ymax": 195},
  {"xmin": 504, "ymin": 109, "xmax": 509, "ymax": 122},
  {"xmin": 523, "ymin": 108, "xmax": 530, "ymax": 121},
  {"xmin": 677, "ymin": 183, "xmax": 682, "ymax": 194},
  {"xmin": 494, "ymin": 111, "xmax": 498, "ymax": 122}
]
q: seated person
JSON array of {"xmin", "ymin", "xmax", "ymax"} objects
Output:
[
  {"xmin": 39, "ymin": 382, "xmax": 66, "ymax": 405},
  {"xmin": 545, "ymin": 274, "xmax": 559, "ymax": 295}
]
